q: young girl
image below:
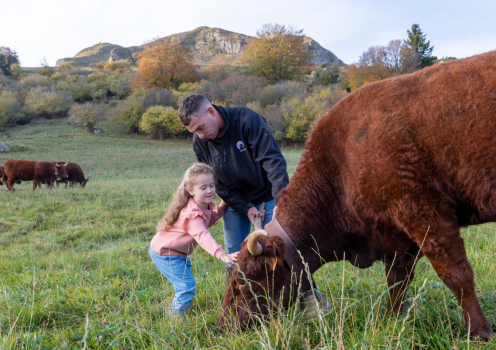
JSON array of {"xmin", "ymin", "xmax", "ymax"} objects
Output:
[{"xmin": 149, "ymin": 163, "xmax": 238, "ymax": 320}]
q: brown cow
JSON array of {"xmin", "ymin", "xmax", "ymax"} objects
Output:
[
  {"xmin": 4, "ymin": 159, "xmax": 69, "ymax": 192},
  {"xmin": 218, "ymin": 51, "xmax": 496, "ymax": 340},
  {"xmin": 0, "ymin": 166, "xmax": 22, "ymax": 186},
  {"xmin": 51, "ymin": 161, "xmax": 90, "ymax": 188}
]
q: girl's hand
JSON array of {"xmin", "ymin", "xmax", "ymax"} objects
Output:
[{"xmin": 221, "ymin": 251, "xmax": 239, "ymax": 264}]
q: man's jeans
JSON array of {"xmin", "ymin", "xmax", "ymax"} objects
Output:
[
  {"xmin": 223, "ymin": 199, "xmax": 275, "ymax": 254},
  {"xmin": 149, "ymin": 246, "xmax": 196, "ymax": 310}
]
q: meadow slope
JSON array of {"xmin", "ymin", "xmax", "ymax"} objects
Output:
[{"xmin": 0, "ymin": 123, "xmax": 494, "ymax": 349}]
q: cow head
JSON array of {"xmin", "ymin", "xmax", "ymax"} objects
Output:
[
  {"xmin": 81, "ymin": 179, "xmax": 91, "ymax": 188},
  {"xmin": 54, "ymin": 161, "xmax": 69, "ymax": 181},
  {"xmin": 217, "ymin": 232, "xmax": 297, "ymax": 330}
]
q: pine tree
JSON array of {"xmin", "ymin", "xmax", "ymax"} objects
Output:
[{"xmin": 405, "ymin": 24, "xmax": 437, "ymax": 68}]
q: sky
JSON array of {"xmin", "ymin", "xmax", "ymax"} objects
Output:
[{"xmin": 2, "ymin": 0, "xmax": 496, "ymax": 67}]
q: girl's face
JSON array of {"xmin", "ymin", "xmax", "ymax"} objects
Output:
[{"xmin": 187, "ymin": 173, "xmax": 216, "ymax": 208}]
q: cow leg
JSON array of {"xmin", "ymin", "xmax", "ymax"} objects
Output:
[
  {"xmin": 7, "ymin": 179, "xmax": 15, "ymax": 192},
  {"xmin": 33, "ymin": 181, "xmax": 38, "ymax": 191},
  {"xmin": 384, "ymin": 247, "xmax": 420, "ymax": 312},
  {"xmin": 397, "ymin": 203, "xmax": 493, "ymax": 340}
]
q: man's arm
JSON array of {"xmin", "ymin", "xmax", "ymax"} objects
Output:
[{"xmin": 243, "ymin": 108, "xmax": 289, "ymax": 200}]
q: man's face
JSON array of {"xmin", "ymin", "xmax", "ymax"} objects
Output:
[{"xmin": 186, "ymin": 106, "xmax": 219, "ymax": 140}]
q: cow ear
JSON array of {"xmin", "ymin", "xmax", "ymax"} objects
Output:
[{"xmin": 263, "ymin": 236, "xmax": 285, "ymax": 271}]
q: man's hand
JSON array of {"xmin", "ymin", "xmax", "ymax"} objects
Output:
[{"xmin": 247, "ymin": 207, "xmax": 265, "ymax": 226}]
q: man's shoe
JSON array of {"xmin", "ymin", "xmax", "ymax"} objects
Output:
[
  {"xmin": 300, "ymin": 290, "xmax": 333, "ymax": 321},
  {"xmin": 166, "ymin": 308, "xmax": 186, "ymax": 321}
]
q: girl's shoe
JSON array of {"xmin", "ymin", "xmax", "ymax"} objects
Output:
[{"xmin": 166, "ymin": 308, "xmax": 186, "ymax": 321}]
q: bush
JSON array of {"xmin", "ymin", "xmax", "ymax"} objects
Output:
[
  {"xmin": 143, "ymin": 88, "xmax": 173, "ymax": 109},
  {"xmin": 194, "ymin": 80, "xmax": 224, "ymax": 104},
  {"xmin": 69, "ymin": 102, "xmax": 101, "ymax": 132},
  {"xmin": 0, "ymin": 90, "xmax": 22, "ymax": 126},
  {"xmin": 140, "ymin": 106, "xmax": 182, "ymax": 139},
  {"xmin": 25, "ymin": 87, "xmax": 73, "ymax": 119},
  {"xmin": 264, "ymin": 104, "xmax": 285, "ymax": 138},
  {"xmin": 119, "ymin": 103, "xmax": 144, "ymax": 134},
  {"xmin": 312, "ymin": 64, "xmax": 340, "ymax": 86},
  {"xmin": 220, "ymin": 74, "xmax": 266, "ymax": 106},
  {"xmin": 282, "ymin": 95, "xmax": 331, "ymax": 142},
  {"xmin": 55, "ymin": 75, "xmax": 92, "ymax": 103}
]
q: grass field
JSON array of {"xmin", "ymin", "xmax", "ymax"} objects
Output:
[{"xmin": 0, "ymin": 123, "xmax": 495, "ymax": 349}]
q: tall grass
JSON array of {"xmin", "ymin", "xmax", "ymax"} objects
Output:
[{"xmin": 0, "ymin": 124, "xmax": 494, "ymax": 349}]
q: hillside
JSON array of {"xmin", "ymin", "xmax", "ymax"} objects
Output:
[
  {"xmin": 55, "ymin": 42, "xmax": 125, "ymax": 66},
  {"xmin": 56, "ymin": 27, "xmax": 345, "ymax": 67}
]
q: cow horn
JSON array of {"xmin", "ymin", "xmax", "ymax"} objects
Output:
[
  {"xmin": 64, "ymin": 160, "xmax": 68, "ymax": 166},
  {"xmin": 247, "ymin": 229, "xmax": 269, "ymax": 256}
]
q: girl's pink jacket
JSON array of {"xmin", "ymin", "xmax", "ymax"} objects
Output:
[{"xmin": 150, "ymin": 197, "xmax": 226, "ymax": 259}]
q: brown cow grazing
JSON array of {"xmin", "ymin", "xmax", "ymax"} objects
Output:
[
  {"xmin": 0, "ymin": 166, "xmax": 22, "ymax": 186},
  {"xmin": 4, "ymin": 159, "xmax": 69, "ymax": 192},
  {"xmin": 218, "ymin": 51, "xmax": 496, "ymax": 340},
  {"xmin": 51, "ymin": 161, "xmax": 90, "ymax": 188}
]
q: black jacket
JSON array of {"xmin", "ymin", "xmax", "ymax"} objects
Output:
[{"xmin": 193, "ymin": 105, "xmax": 289, "ymax": 215}]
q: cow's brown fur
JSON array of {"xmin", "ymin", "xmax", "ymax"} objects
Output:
[
  {"xmin": 219, "ymin": 50, "xmax": 496, "ymax": 340},
  {"xmin": 0, "ymin": 165, "xmax": 22, "ymax": 186},
  {"xmin": 51, "ymin": 161, "xmax": 89, "ymax": 188},
  {"xmin": 4, "ymin": 159, "xmax": 68, "ymax": 191}
]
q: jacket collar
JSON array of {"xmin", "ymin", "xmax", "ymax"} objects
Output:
[{"xmin": 212, "ymin": 105, "xmax": 229, "ymax": 140}]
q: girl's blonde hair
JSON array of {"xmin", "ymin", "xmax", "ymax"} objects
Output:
[{"xmin": 156, "ymin": 163, "xmax": 214, "ymax": 232}]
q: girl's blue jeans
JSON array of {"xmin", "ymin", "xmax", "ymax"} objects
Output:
[{"xmin": 149, "ymin": 246, "xmax": 196, "ymax": 310}]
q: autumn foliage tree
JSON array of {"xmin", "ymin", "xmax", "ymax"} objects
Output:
[
  {"xmin": 133, "ymin": 43, "xmax": 199, "ymax": 90},
  {"xmin": 241, "ymin": 24, "xmax": 313, "ymax": 83},
  {"xmin": 347, "ymin": 39, "xmax": 421, "ymax": 91}
]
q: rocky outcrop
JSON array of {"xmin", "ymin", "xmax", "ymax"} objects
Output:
[
  {"xmin": 0, "ymin": 142, "xmax": 10, "ymax": 153},
  {"xmin": 304, "ymin": 37, "xmax": 345, "ymax": 66},
  {"xmin": 109, "ymin": 27, "xmax": 253, "ymax": 65},
  {"xmin": 58, "ymin": 27, "xmax": 345, "ymax": 67}
]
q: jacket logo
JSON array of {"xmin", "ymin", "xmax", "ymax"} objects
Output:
[{"xmin": 236, "ymin": 141, "xmax": 246, "ymax": 152}]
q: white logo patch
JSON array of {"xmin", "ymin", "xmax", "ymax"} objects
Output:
[{"xmin": 236, "ymin": 141, "xmax": 246, "ymax": 152}]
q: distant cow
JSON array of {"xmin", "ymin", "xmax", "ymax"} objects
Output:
[
  {"xmin": 3, "ymin": 159, "xmax": 69, "ymax": 192},
  {"xmin": 0, "ymin": 165, "xmax": 22, "ymax": 186},
  {"xmin": 51, "ymin": 161, "xmax": 90, "ymax": 188}
]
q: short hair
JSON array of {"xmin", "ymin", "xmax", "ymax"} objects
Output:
[{"xmin": 179, "ymin": 94, "xmax": 211, "ymax": 126}]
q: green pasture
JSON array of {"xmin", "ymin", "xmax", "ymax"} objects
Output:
[{"xmin": 0, "ymin": 123, "xmax": 494, "ymax": 349}]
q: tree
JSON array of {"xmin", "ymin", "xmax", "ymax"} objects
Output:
[
  {"xmin": 202, "ymin": 54, "xmax": 230, "ymax": 83},
  {"xmin": 0, "ymin": 47, "xmax": 20, "ymax": 76},
  {"xmin": 133, "ymin": 43, "xmax": 199, "ymax": 90},
  {"xmin": 38, "ymin": 57, "xmax": 55, "ymax": 77},
  {"xmin": 240, "ymin": 24, "xmax": 313, "ymax": 83},
  {"xmin": 69, "ymin": 102, "xmax": 101, "ymax": 132},
  {"xmin": 404, "ymin": 24, "xmax": 437, "ymax": 68},
  {"xmin": 347, "ymin": 40, "xmax": 421, "ymax": 91},
  {"xmin": 140, "ymin": 106, "xmax": 183, "ymax": 139}
]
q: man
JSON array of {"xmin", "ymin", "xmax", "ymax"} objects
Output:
[
  {"xmin": 179, "ymin": 95, "xmax": 332, "ymax": 320},
  {"xmin": 179, "ymin": 94, "xmax": 288, "ymax": 257}
]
